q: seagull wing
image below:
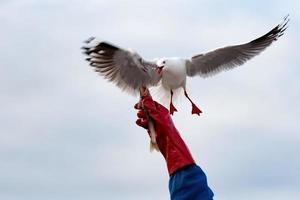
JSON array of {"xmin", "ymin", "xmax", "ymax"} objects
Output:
[
  {"xmin": 186, "ymin": 16, "xmax": 289, "ymax": 77},
  {"xmin": 82, "ymin": 38, "xmax": 161, "ymax": 93}
]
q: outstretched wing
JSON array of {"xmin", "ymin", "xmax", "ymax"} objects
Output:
[
  {"xmin": 82, "ymin": 38, "xmax": 161, "ymax": 93},
  {"xmin": 186, "ymin": 15, "xmax": 289, "ymax": 77}
]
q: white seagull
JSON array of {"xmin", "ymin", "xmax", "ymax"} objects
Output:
[{"xmin": 82, "ymin": 16, "xmax": 289, "ymax": 115}]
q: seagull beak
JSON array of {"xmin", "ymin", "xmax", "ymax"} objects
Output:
[{"xmin": 155, "ymin": 66, "xmax": 164, "ymax": 74}]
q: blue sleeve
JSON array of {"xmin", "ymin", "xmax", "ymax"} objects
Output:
[{"xmin": 169, "ymin": 164, "xmax": 214, "ymax": 200}]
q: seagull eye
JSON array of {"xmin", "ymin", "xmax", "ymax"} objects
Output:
[{"xmin": 162, "ymin": 61, "xmax": 166, "ymax": 64}]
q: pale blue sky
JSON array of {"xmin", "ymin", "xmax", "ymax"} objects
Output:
[{"xmin": 0, "ymin": 0, "xmax": 299, "ymax": 199}]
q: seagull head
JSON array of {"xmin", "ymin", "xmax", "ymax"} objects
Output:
[{"xmin": 155, "ymin": 58, "xmax": 166, "ymax": 74}]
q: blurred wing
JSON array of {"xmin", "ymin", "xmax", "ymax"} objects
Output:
[
  {"xmin": 186, "ymin": 15, "xmax": 289, "ymax": 77},
  {"xmin": 82, "ymin": 38, "xmax": 161, "ymax": 93}
]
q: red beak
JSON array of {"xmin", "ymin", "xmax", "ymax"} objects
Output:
[{"xmin": 155, "ymin": 66, "xmax": 164, "ymax": 74}]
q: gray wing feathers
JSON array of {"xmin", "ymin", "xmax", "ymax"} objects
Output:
[
  {"xmin": 82, "ymin": 39, "xmax": 161, "ymax": 93},
  {"xmin": 186, "ymin": 16, "xmax": 289, "ymax": 77}
]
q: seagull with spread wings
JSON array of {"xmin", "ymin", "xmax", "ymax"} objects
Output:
[{"xmin": 82, "ymin": 16, "xmax": 289, "ymax": 115}]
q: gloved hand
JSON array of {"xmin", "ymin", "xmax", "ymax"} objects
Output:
[{"xmin": 135, "ymin": 91, "xmax": 195, "ymax": 175}]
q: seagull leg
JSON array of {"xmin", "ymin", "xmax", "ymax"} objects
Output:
[
  {"xmin": 169, "ymin": 90, "xmax": 178, "ymax": 115},
  {"xmin": 184, "ymin": 90, "xmax": 202, "ymax": 115}
]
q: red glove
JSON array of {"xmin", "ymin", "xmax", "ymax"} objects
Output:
[{"xmin": 135, "ymin": 94, "xmax": 195, "ymax": 175}]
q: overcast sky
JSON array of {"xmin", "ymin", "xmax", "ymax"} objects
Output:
[{"xmin": 1, "ymin": 0, "xmax": 299, "ymax": 200}]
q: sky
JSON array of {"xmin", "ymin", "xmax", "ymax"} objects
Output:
[{"xmin": 0, "ymin": 0, "xmax": 299, "ymax": 199}]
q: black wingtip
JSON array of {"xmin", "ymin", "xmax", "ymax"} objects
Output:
[
  {"xmin": 248, "ymin": 15, "xmax": 290, "ymax": 46},
  {"xmin": 283, "ymin": 14, "xmax": 290, "ymax": 21},
  {"xmin": 276, "ymin": 14, "xmax": 290, "ymax": 37},
  {"xmin": 280, "ymin": 15, "xmax": 290, "ymax": 29},
  {"xmin": 84, "ymin": 36, "xmax": 95, "ymax": 44},
  {"xmin": 81, "ymin": 46, "xmax": 90, "ymax": 51}
]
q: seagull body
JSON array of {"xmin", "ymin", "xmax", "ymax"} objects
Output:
[
  {"xmin": 159, "ymin": 58, "xmax": 186, "ymax": 90},
  {"xmin": 156, "ymin": 57, "xmax": 202, "ymax": 114},
  {"xmin": 82, "ymin": 16, "xmax": 289, "ymax": 115}
]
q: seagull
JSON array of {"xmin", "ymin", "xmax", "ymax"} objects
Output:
[{"xmin": 82, "ymin": 16, "xmax": 289, "ymax": 115}]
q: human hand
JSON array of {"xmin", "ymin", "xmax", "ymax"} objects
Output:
[
  {"xmin": 134, "ymin": 89, "xmax": 195, "ymax": 174},
  {"xmin": 134, "ymin": 90, "xmax": 171, "ymax": 132}
]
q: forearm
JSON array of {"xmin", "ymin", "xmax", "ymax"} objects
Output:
[{"xmin": 136, "ymin": 95, "xmax": 195, "ymax": 175}]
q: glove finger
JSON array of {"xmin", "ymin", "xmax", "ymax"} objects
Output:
[
  {"xmin": 137, "ymin": 110, "xmax": 147, "ymax": 118},
  {"xmin": 136, "ymin": 118, "xmax": 149, "ymax": 129},
  {"xmin": 134, "ymin": 102, "xmax": 141, "ymax": 110}
]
